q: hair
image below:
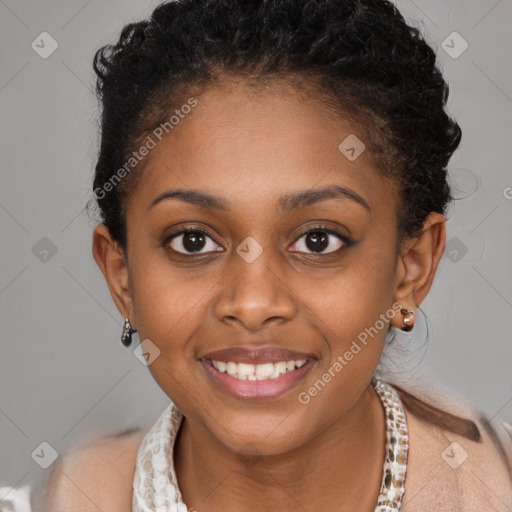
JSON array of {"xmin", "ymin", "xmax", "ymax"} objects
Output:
[{"xmin": 88, "ymin": 0, "xmax": 481, "ymax": 441}]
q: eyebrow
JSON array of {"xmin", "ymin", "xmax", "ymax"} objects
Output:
[{"xmin": 147, "ymin": 185, "xmax": 371, "ymax": 213}]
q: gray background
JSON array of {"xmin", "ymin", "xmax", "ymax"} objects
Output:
[{"xmin": 1, "ymin": 0, "xmax": 511, "ymax": 507}]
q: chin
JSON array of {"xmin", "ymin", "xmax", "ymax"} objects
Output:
[{"xmin": 203, "ymin": 409, "xmax": 313, "ymax": 457}]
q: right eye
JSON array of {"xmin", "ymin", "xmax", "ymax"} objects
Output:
[{"xmin": 165, "ymin": 228, "xmax": 224, "ymax": 255}]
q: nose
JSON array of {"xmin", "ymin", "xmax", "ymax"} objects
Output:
[{"xmin": 214, "ymin": 247, "xmax": 296, "ymax": 331}]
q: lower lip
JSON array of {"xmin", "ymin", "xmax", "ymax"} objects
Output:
[{"xmin": 200, "ymin": 359, "xmax": 315, "ymax": 400}]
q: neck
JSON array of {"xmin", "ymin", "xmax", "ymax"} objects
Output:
[{"xmin": 174, "ymin": 383, "xmax": 386, "ymax": 512}]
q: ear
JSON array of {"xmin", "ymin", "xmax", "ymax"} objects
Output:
[
  {"xmin": 390, "ymin": 212, "xmax": 446, "ymax": 330},
  {"xmin": 92, "ymin": 224, "xmax": 136, "ymax": 329}
]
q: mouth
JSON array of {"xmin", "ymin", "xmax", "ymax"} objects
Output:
[
  {"xmin": 199, "ymin": 346, "xmax": 316, "ymax": 400},
  {"xmin": 208, "ymin": 359, "xmax": 307, "ymax": 380}
]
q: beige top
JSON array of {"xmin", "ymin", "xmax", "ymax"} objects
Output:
[
  {"xmin": 397, "ymin": 382, "xmax": 512, "ymax": 511},
  {"xmin": 41, "ymin": 383, "xmax": 512, "ymax": 511}
]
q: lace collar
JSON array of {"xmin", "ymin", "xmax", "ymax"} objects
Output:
[{"xmin": 132, "ymin": 379, "xmax": 408, "ymax": 512}]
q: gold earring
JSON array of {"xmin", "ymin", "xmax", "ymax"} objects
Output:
[{"xmin": 400, "ymin": 308, "xmax": 414, "ymax": 332}]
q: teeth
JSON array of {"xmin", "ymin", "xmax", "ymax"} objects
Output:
[
  {"xmin": 226, "ymin": 362, "xmax": 238, "ymax": 375},
  {"xmin": 255, "ymin": 363, "xmax": 274, "ymax": 377},
  {"xmin": 215, "ymin": 361, "xmax": 227, "ymax": 373},
  {"xmin": 238, "ymin": 363, "xmax": 255, "ymax": 376},
  {"xmin": 275, "ymin": 361, "xmax": 287, "ymax": 374},
  {"xmin": 210, "ymin": 359, "xmax": 308, "ymax": 380}
]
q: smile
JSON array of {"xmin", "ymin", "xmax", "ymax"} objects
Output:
[
  {"xmin": 209, "ymin": 359, "xmax": 308, "ymax": 380},
  {"xmin": 199, "ymin": 346, "xmax": 316, "ymax": 399}
]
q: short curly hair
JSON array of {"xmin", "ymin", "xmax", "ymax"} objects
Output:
[{"xmin": 90, "ymin": 0, "xmax": 461, "ymax": 254}]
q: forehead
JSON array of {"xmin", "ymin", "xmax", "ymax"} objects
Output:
[{"xmin": 125, "ymin": 79, "xmax": 397, "ymax": 216}]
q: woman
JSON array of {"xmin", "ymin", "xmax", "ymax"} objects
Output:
[{"xmin": 42, "ymin": 0, "xmax": 512, "ymax": 510}]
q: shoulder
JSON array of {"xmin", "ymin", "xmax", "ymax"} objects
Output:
[
  {"xmin": 397, "ymin": 384, "xmax": 512, "ymax": 511},
  {"xmin": 42, "ymin": 428, "xmax": 146, "ymax": 512}
]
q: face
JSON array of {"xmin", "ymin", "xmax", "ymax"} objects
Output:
[{"xmin": 94, "ymin": 79, "xmax": 442, "ymax": 456}]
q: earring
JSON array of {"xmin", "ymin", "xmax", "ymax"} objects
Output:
[
  {"xmin": 400, "ymin": 308, "xmax": 414, "ymax": 332},
  {"xmin": 121, "ymin": 317, "xmax": 137, "ymax": 347}
]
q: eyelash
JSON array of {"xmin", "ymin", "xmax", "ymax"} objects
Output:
[
  {"xmin": 290, "ymin": 224, "xmax": 352, "ymax": 255},
  {"xmin": 163, "ymin": 224, "xmax": 352, "ymax": 256}
]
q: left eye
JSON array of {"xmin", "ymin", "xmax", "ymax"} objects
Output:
[
  {"xmin": 167, "ymin": 229, "xmax": 223, "ymax": 255},
  {"xmin": 290, "ymin": 228, "xmax": 346, "ymax": 254}
]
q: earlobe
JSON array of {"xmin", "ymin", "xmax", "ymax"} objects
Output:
[
  {"xmin": 390, "ymin": 213, "xmax": 446, "ymax": 329},
  {"xmin": 91, "ymin": 224, "xmax": 136, "ymax": 327}
]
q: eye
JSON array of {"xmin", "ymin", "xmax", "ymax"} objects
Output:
[
  {"xmin": 290, "ymin": 225, "xmax": 349, "ymax": 255},
  {"xmin": 165, "ymin": 228, "xmax": 223, "ymax": 255}
]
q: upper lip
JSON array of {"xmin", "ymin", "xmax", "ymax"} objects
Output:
[{"xmin": 201, "ymin": 346, "xmax": 316, "ymax": 364}]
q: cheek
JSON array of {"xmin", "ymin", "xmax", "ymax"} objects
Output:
[
  {"xmin": 290, "ymin": 250, "xmax": 397, "ymax": 425},
  {"xmin": 128, "ymin": 252, "xmax": 213, "ymax": 354},
  {"xmin": 298, "ymin": 242, "xmax": 397, "ymax": 348},
  {"xmin": 128, "ymin": 258, "xmax": 212, "ymax": 402}
]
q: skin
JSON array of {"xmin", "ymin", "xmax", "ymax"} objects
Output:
[{"xmin": 92, "ymin": 78, "xmax": 446, "ymax": 512}]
